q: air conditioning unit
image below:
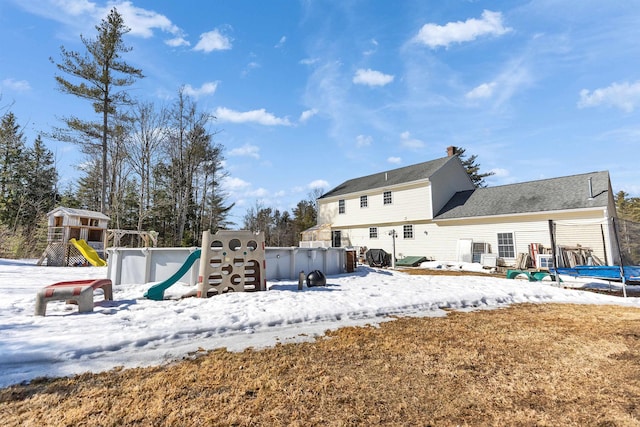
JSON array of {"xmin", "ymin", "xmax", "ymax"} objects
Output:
[
  {"xmin": 472, "ymin": 242, "xmax": 491, "ymax": 263},
  {"xmin": 480, "ymin": 253, "xmax": 497, "ymax": 267}
]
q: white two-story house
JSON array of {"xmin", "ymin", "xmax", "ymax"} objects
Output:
[{"xmin": 313, "ymin": 147, "xmax": 619, "ymax": 268}]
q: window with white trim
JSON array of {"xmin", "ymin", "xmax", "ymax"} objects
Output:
[
  {"xmin": 383, "ymin": 191, "xmax": 392, "ymax": 205},
  {"xmin": 403, "ymin": 225, "xmax": 414, "ymax": 239},
  {"xmin": 497, "ymin": 232, "xmax": 515, "ymax": 258},
  {"xmin": 369, "ymin": 227, "xmax": 378, "ymax": 239},
  {"xmin": 338, "ymin": 199, "xmax": 345, "ymax": 214},
  {"xmin": 360, "ymin": 195, "xmax": 368, "ymax": 208}
]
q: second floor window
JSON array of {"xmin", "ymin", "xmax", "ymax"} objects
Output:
[
  {"xmin": 383, "ymin": 191, "xmax": 392, "ymax": 205},
  {"xmin": 360, "ymin": 195, "xmax": 368, "ymax": 208},
  {"xmin": 338, "ymin": 199, "xmax": 345, "ymax": 214}
]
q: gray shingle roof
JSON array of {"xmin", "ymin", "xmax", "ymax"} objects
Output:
[
  {"xmin": 319, "ymin": 156, "xmax": 455, "ymax": 199},
  {"xmin": 435, "ymin": 171, "xmax": 611, "ymax": 220},
  {"xmin": 48, "ymin": 206, "xmax": 111, "ymax": 220}
]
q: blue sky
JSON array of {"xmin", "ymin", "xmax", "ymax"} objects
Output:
[{"xmin": 1, "ymin": 0, "xmax": 639, "ymax": 224}]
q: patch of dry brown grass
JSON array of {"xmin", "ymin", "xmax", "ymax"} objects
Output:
[{"xmin": 2, "ymin": 304, "xmax": 640, "ymax": 426}]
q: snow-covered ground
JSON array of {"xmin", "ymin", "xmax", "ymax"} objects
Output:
[{"xmin": 1, "ymin": 258, "xmax": 638, "ymax": 389}]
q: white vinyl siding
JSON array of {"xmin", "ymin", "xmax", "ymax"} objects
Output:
[
  {"xmin": 428, "ymin": 159, "xmax": 475, "ymax": 217},
  {"xmin": 318, "ymin": 182, "xmax": 433, "ymax": 227},
  {"xmin": 319, "ymin": 211, "xmax": 610, "ymax": 266},
  {"xmin": 427, "ymin": 211, "xmax": 611, "ymax": 264}
]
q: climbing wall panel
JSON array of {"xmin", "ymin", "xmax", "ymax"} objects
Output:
[{"xmin": 197, "ymin": 230, "xmax": 266, "ymax": 298}]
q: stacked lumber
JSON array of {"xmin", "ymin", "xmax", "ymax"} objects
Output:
[{"xmin": 557, "ymin": 245, "xmax": 603, "ymax": 268}]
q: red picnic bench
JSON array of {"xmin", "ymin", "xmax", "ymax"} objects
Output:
[{"xmin": 35, "ymin": 279, "xmax": 113, "ymax": 316}]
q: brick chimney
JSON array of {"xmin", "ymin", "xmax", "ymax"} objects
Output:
[{"xmin": 447, "ymin": 146, "xmax": 457, "ymax": 157}]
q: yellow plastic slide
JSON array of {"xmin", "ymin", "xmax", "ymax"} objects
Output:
[{"xmin": 70, "ymin": 238, "xmax": 107, "ymax": 266}]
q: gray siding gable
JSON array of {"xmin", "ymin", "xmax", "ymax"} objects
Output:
[
  {"xmin": 319, "ymin": 156, "xmax": 459, "ymax": 199},
  {"xmin": 435, "ymin": 171, "xmax": 611, "ymax": 220}
]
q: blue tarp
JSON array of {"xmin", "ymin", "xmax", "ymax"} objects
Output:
[{"xmin": 553, "ymin": 265, "xmax": 640, "ymax": 283}]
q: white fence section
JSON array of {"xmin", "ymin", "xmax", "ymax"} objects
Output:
[
  {"xmin": 298, "ymin": 240, "xmax": 332, "ymax": 248},
  {"xmin": 106, "ymin": 246, "xmax": 347, "ymax": 286},
  {"xmin": 106, "ymin": 247, "xmax": 200, "ymax": 287},
  {"xmin": 265, "ymin": 247, "xmax": 346, "ymax": 280}
]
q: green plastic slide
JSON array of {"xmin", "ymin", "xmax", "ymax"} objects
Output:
[{"xmin": 144, "ymin": 249, "xmax": 201, "ymax": 301}]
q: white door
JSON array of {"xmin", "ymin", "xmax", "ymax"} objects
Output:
[{"xmin": 457, "ymin": 239, "xmax": 473, "ymax": 263}]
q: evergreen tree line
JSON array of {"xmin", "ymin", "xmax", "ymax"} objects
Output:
[
  {"xmin": 0, "ymin": 94, "xmax": 234, "ymax": 254},
  {"xmin": 615, "ymin": 191, "xmax": 640, "ymax": 264},
  {"xmin": 0, "ymin": 112, "xmax": 58, "ymax": 257}
]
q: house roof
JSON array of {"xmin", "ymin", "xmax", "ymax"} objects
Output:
[
  {"xmin": 434, "ymin": 171, "xmax": 611, "ymax": 220},
  {"xmin": 319, "ymin": 156, "xmax": 456, "ymax": 199},
  {"xmin": 48, "ymin": 206, "xmax": 111, "ymax": 221}
]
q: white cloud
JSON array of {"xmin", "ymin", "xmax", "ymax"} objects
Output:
[
  {"xmin": 275, "ymin": 36, "xmax": 286, "ymax": 48},
  {"xmin": 578, "ymin": 81, "xmax": 640, "ymax": 112},
  {"xmin": 363, "ymin": 38, "xmax": 378, "ymax": 56},
  {"xmin": 387, "ymin": 157, "xmax": 402, "ymax": 164},
  {"xmin": 228, "ymin": 144, "xmax": 260, "ymax": 159},
  {"xmin": 489, "ymin": 168, "xmax": 510, "ymax": 178},
  {"xmin": 114, "ymin": 1, "xmax": 182, "ymax": 39},
  {"xmin": 466, "ymin": 82, "xmax": 497, "ymax": 99},
  {"xmin": 222, "ymin": 176, "xmax": 251, "ymax": 191},
  {"xmin": 214, "ymin": 107, "xmax": 292, "ymax": 126},
  {"xmin": 353, "ymin": 68, "xmax": 394, "ymax": 87},
  {"xmin": 299, "ymin": 109, "xmax": 318, "ymax": 123},
  {"xmin": 20, "ymin": 1, "xmax": 188, "ymax": 46},
  {"xmin": 299, "ymin": 58, "xmax": 320, "ymax": 66},
  {"xmin": 309, "ymin": 179, "xmax": 329, "ymax": 189},
  {"xmin": 248, "ymin": 188, "xmax": 269, "ymax": 198},
  {"xmin": 241, "ymin": 61, "xmax": 261, "ymax": 77},
  {"xmin": 166, "ymin": 37, "xmax": 190, "ymax": 47},
  {"xmin": 52, "ymin": 0, "xmax": 95, "ymax": 15},
  {"xmin": 182, "ymin": 82, "xmax": 218, "ymax": 98},
  {"xmin": 465, "ymin": 59, "xmax": 532, "ymax": 108},
  {"xmin": 400, "ymin": 131, "xmax": 425, "ymax": 149},
  {"xmin": 413, "ymin": 10, "xmax": 511, "ymax": 49},
  {"xmin": 194, "ymin": 29, "xmax": 232, "ymax": 53},
  {"xmin": 356, "ymin": 134, "xmax": 373, "ymax": 147},
  {"xmin": 2, "ymin": 78, "xmax": 31, "ymax": 91}
]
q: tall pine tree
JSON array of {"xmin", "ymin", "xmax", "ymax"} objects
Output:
[
  {"xmin": 21, "ymin": 135, "xmax": 58, "ymax": 231},
  {"xmin": 51, "ymin": 7, "xmax": 143, "ymax": 213},
  {"xmin": 0, "ymin": 112, "xmax": 27, "ymax": 228},
  {"xmin": 453, "ymin": 147, "xmax": 494, "ymax": 187}
]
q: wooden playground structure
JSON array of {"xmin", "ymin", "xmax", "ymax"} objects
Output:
[{"xmin": 38, "ymin": 206, "xmax": 157, "ymax": 266}]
